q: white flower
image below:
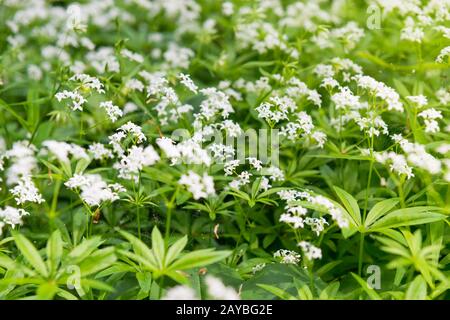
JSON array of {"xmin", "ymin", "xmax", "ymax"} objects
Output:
[
  {"xmin": 100, "ymin": 101, "xmax": 123, "ymax": 122},
  {"xmin": 163, "ymin": 42, "xmax": 194, "ymax": 69},
  {"xmin": 156, "ymin": 137, "xmax": 180, "ymax": 159},
  {"xmin": 42, "ymin": 140, "xmax": 89, "ymax": 163},
  {"xmin": 65, "ymin": 174, "xmax": 89, "ymax": 189},
  {"xmin": 70, "ymin": 74, "xmax": 105, "ymax": 94},
  {"xmin": 222, "ymin": 2, "xmax": 234, "ymax": 16},
  {"xmin": 400, "ymin": 17, "xmax": 424, "ymax": 43},
  {"xmin": 10, "ymin": 176, "xmax": 44, "ymax": 205},
  {"xmin": 298, "ymin": 241, "xmax": 322, "ymax": 260},
  {"xmin": 436, "ymin": 46, "xmax": 450, "ymax": 63},
  {"xmin": 436, "ymin": 88, "xmax": 450, "ymax": 105},
  {"xmin": 157, "ymin": 138, "xmax": 211, "ymax": 166},
  {"xmin": 123, "ymin": 102, "xmax": 139, "ymax": 114},
  {"xmin": 55, "ymin": 90, "xmax": 87, "ymax": 111},
  {"xmin": 163, "ymin": 285, "xmax": 197, "ymax": 300},
  {"xmin": 274, "ymin": 249, "xmax": 301, "ymax": 264},
  {"xmin": 331, "ymin": 87, "xmax": 360, "ymax": 109},
  {"xmin": 179, "ymin": 171, "xmax": 215, "ymax": 200},
  {"xmin": 4, "ymin": 141, "xmax": 37, "ymax": 185},
  {"xmin": 224, "ymin": 160, "xmax": 240, "ymax": 175},
  {"xmin": 266, "ymin": 166, "xmax": 284, "ymax": 181},
  {"xmin": 114, "ymin": 145, "xmax": 159, "ymax": 180},
  {"xmin": 88, "ymin": 143, "xmax": 113, "ymax": 160},
  {"xmin": 65, "ymin": 174, "xmax": 121, "ymax": 207},
  {"xmin": 205, "ymin": 276, "xmax": 240, "ymax": 300},
  {"xmin": 259, "ymin": 176, "xmax": 271, "ymax": 192},
  {"xmin": 178, "ymin": 73, "xmax": 198, "ymax": 93},
  {"xmin": 125, "ymin": 79, "xmax": 144, "ymax": 92},
  {"xmin": 220, "ymin": 120, "xmax": 242, "ymax": 137},
  {"xmin": 121, "ymin": 49, "xmax": 144, "ymax": 63},
  {"xmin": 86, "ymin": 47, "xmax": 120, "ymax": 74},
  {"xmin": 0, "ymin": 206, "xmax": 29, "ymax": 229},
  {"xmin": 305, "ymin": 217, "xmax": 328, "ymax": 236},
  {"xmin": 311, "ymin": 131, "xmax": 327, "ymax": 148},
  {"xmin": 418, "ymin": 108, "xmax": 442, "ymax": 133},
  {"xmin": 66, "ymin": 4, "xmax": 87, "ymax": 32},
  {"xmin": 406, "ymin": 95, "xmax": 428, "ymax": 108},
  {"xmin": 247, "ymin": 157, "xmax": 262, "ymax": 171}
]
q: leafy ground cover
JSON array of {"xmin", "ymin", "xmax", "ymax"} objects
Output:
[{"xmin": 0, "ymin": 0, "xmax": 449, "ymax": 300}]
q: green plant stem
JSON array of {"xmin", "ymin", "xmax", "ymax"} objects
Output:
[
  {"xmin": 136, "ymin": 206, "xmax": 141, "ymax": 240},
  {"xmin": 358, "ymin": 233, "xmax": 365, "ymax": 276},
  {"xmin": 136, "ymin": 171, "xmax": 142, "ymax": 239},
  {"xmin": 398, "ymin": 177, "xmax": 406, "ymax": 208},
  {"xmin": 359, "ymin": 135, "xmax": 374, "ymax": 276},
  {"xmin": 49, "ymin": 179, "xmax": 61, "ymax": 225},
  {"xmin": 164, "ymin": 187, "xmax": 178, "ymax": 248},
  {"xmin": 165, "ymin": 205, "xmax": 172, "ymax": 247}
]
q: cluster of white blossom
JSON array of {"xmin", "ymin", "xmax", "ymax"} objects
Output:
[
  {"xmin": 178, "ymin": 171, "xmax": 215, "ymax": 200},
  {"xmin": 0, "ymin": 206, "xmax": 30, "ymax": 236},
  {"xmin": 273, "ymin": 249, "xmax": 301, "ymax": 264},
  {"xmin": 278, "ymin": 190, "xmax": 349, "ymax": 229},
  {"xmin": 65, "ymin": 173, "xmax": 125, "ymax": 207},
  {"xmin": 163, "ymin": 275, "xmax": 239, "ymax": 300}
]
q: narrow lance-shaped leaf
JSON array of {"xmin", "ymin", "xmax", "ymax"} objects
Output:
[
  {"xmin": 364, "ymin": 198, "xmax": 399, "ymax": 228},
  {"xmin": 13, "ymin": 232, "xmax": 48, "ymax": 278},
  {"xmin": 170, "ymin": 249, "xmax": 231, "ymax": 271},
  {"xmin": 367, "ymin": 207, "xmax": 446, "ymax": 232},
  {"xmin": 333, "ymin": 186, "xmax": 361, "ymax": 227}
]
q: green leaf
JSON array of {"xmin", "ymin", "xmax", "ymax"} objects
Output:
[
  {"xmin": 165, "ymin": 236, "xmax": 187, "ymax": 266},
  {"xmin": 46, "ymin": 230, "xmax": 63, "ymax": 275},
  {"xmin": 351, "ymin": 273, "xmax": 381, "ymax": 300},
  {"xmin": 78, "ymin": 247, "xmax": 117, "ymax": 276},
  {"xmin": 333, "ymin": 186, "xmax": 361, "ymax": 227},
  {"xmin": 367, "ymin": 207, "xmax": 446, "ymax": 232},
  {"xmin": 364, "ymin": 198, "xmax": 399, "ymax": 228},
  {"xmin": 118, "ymin": 231, "xmax": 158, "ymax": 269},
  {"xmin": 257, "ymin": 284, "xmax": 295, "ymax": 300},
  {"xmin": 37, "ymin": 282, "xmax": 57, "ymax": 300},
  {"xmin": 151, "ymin": 227, "xmax": 165, "ymax": 268},
  {"xmin": 67, "ymin": 236, "xmax": 103, "ymax": 263},
  {"xmin": 0, "ymin": 252, "xmax": 16, "ymax": 270},
  {"xmin": 13, "ymin": 232, "xmax": 48, "ymax": 278},
  {"xmin": 405, "ymin": 275, "xmax": 427, "ymax": 300},
  {"xmin": 170, "ymin": 249, "xmax": 231, "ymax": 270}
]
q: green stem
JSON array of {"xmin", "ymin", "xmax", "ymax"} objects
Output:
[
  {"xmin": 165, "ymin": 205, "xmax": 172, "ymax": 248},
  {"xmin": 164, "ymin": 187, "xmax": 178, "ymax": 248},
  {"xmin": 49, "ymin": 179, "xmax": 61, "ymax": 225},
  {"xmin": 359, "ymin": 135, "xmax": 374, "ymax": 276},
  {"xmin": 137, "ymin": 206, "xmax": 141, "ymax": 240},
  {"xmin": 398, "ymin": 177, "xmax": 406, "ymax": 208},
  {"xmin": 358, "ymin": 233, "xmax": 365, "ymax": 276}
]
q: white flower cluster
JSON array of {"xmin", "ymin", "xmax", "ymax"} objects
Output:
[
  {"xmin": 0, "ymin": 206, "xmax": 30, "ymax": 236},
  {"xmin": 55, "ymin": 73, "xmax": 105, "ymax": 111},
  {"xmin": 163, "ymin": 275, "xmax": 239, "ymax": 300},
  {"xmin": 41, "ymin": 140, "xmax": 89, "ymax": 163},
  {"xmin": 65, "ymin": 174, "xmax": 124, "ymax": 207},
  {"xmin": 157, "ymin": 137, "xmax": 211, "ymax": 166},
  {"xmin": 3, "ymin": 141, "xmax": 37, "ymax": 185},
  {"xmin": 353, "ymin": 75, "xmax": 403, "ymax": 112},
  {"xmin": 298, "ymin": 241, "xmax": 322, "ymax": 260},
  {"xmin": 436, "ymin": 46, "xmax": 450, "ymax": 63},
  {"xmin": 418, "ymin": 108, "xmax": 443, "ymax": 133},
  {"xmin": 273, "ymin": 249, "xmax": 301, "ymax": 264},
  {"xmin": 114, "ymin": 145, "xmax": 159, "ymax": 181},
  {"xmin": 178, "ymin": 171, "xmax": 215, "ymax": 200},
  {"xmin": 277, "ymin": 190, "xmax": 349, "ymax": 229},
  {"xmin": 99, "ymin": 101, "xmax": 123, "ymax": 123},
  {"xmin": 10, "ymin": 176, "xmax": 44, "ymax": 205},
  {"xmin": 109, "ymin": 122, "xmax": 147, "ymax": 156}
]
